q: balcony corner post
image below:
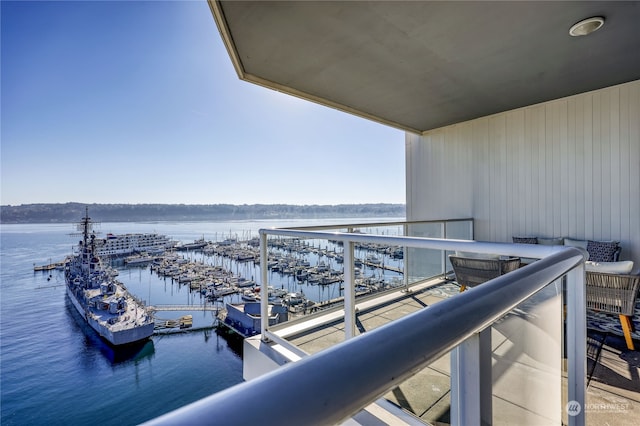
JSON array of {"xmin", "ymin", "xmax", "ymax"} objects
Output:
[
  {"xmin": 260, "ymin": 231, "xmax": 269, "ymax": 341},
  {"xmin": 450, "ymin": 328, "xmax": 492, "ymax": 426},
  {"xmin": 344, "ymin": 240, "xmax": 356, "ymax": 339},
  {"xmin": 566, "ymin": 265, "xmax": 586, "ymax": 426}
]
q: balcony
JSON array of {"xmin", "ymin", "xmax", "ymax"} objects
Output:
[{"xmin": 145, "ymin": 219, "xmax": 639, "ymax": 425}]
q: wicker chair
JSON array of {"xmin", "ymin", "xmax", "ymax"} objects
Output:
[
  {"xmin": 449, "ymin": 255, "xmax": 521, "ymax": 292},
  {"xmin": 586, "ymin": 271, "xmax": 640, "ymax": 350}
]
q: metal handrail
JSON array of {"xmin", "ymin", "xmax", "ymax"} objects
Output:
[
  {"xmin": 144, "ymin": 246, "xmax": 585, "ymax": 426},
  {"xmin": 274, "ymin": 217, "xmax": 473, "ymax": 232},
  {"xmin": 258, "ymin": 228, "xmax": 563, "ymax": 258}
]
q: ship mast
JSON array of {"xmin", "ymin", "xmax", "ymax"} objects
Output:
[
  {"xmin": 68, "ymin": 207, "xmax": 100, "ymax": 279},
  {"xmin": 82, "ymin": 207, "xmax": 90, "ymax": 247},
  {"xmin": 73, "ymin": 206, "xmax": 99, "ymax": 249}
]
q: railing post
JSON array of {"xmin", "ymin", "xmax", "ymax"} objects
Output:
[
  {"xmin": 260, "ymin": 231, "xmax": 269, "ymax": 340},
  {"xmin": 441, "ymin": 221, "xmax": 447, "ymax": 278},
  {"xmin": 403, "ymin": 222, "xmax": 409, "ymax": 292},
  {"xmin": 566, "ymin": 265, "xmax": 586, "ymax": 426},
  {"xmin": 343, "ymin": 240, "xmax": 356, "ymax": 339},
  {"xmin": 450, "ymin": 328, "xmax": 492, "ymax": 426}
]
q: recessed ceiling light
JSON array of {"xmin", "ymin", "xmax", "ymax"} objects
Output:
[{"xmin": 569, "ymin": 17, "xmax": 605, "ymax": 36}]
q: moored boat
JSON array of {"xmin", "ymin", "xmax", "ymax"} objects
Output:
[
  {"xmin": 175, "ymin": 238, "xmax": 208, "ymax": 251},
  {"xmin": 124, "ymin": 253, "xmax": 155, "ymax": 265},
  {"xmin": 241, "ymin": 289, "xmax": 258, "ymax": 302},
  {"xmin": 65, "ymin": 209, "xmax": 154, "ymax": 346}
]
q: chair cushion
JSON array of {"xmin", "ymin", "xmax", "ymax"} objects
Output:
[
  {"xmin": 512, "ymin": 236, "xmax": 538, "ymax": 244},
  {"xmin": 564, "ymin": 238, "xmax": 588, "ymax": 250},
  {"xmin": 455, "ymin": 251, "xmax": 501, "ymax": 260},
  {"xmin": 585, "ymin": 260, "xmax": 634, "ymax": 274},
  {"xmin": 564, "ymin": 238, "xmax": 589, "ymax": 260},
  {"xmin": 587, "ymin": 240, "xmax": 620, "ymax": 262},
  {"xmin": 538, "ymin": 237, "xmax": 564, "ymax": 246}
]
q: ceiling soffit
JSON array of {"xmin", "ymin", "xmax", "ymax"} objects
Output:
[{"xmin": 210, "ymin": 1, "xmax": 640, "ymax": 134}]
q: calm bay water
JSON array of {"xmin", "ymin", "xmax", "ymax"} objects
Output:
[{"xmin": 1, "ymin": 217, "xmax": 400, "ymax": 425}]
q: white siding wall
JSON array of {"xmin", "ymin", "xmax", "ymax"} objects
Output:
[{"xmin": 406, "ymin": 80, "xmax": 640, "ymax": 264}]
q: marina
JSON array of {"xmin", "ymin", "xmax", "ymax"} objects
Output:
[{"xmin": 117, "ymin": 229, "xmax": 406, "ymax": 336}]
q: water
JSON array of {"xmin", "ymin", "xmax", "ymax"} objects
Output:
[{"xmin": 0, "ymin": 217, "xmax": 401, "ymax": 425}]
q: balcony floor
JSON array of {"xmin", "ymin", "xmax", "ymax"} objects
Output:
[{"xmin": 274, "ymin": 279, "xmax": 640, "ymax": 425}]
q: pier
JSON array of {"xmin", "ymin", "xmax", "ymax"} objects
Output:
[
  {"xmin": 33, "ymin": 260, "xmax": 65, "ymax": 272},
  {"xmin": 361, "ymin": 260, "xmax": 403, "ymax": 273},
  {"xmin": 147, "ymin": 304, "xmax": 220, "ymax": 312}
]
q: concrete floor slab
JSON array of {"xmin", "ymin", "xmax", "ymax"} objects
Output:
[
  {"xmin": 358, "ymin": 313, "xmax": 399, "ymax": 332},
  {"xmin": 420, "ymin": 395, "xmax": 451, "ymax": 426},
  {"xmin": 290, "ymin": 325, "xmax": 345, "ymax": 353},
  {"xmin": 383, "ymin": 366, "xmax": 451, "ymax": 420},
  {"xmin": 589, "ymin": 335, "xmax": 640, "ymax": 399}
]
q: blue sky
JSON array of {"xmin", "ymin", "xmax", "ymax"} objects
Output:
[{"xmin": 1, "ymin": 1, "xmax": 405, "ymax": 206}]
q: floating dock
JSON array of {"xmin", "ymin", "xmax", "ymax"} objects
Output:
[{"xmin": 33, "ymin": 260, "xmax": 65, "ymax": 272}]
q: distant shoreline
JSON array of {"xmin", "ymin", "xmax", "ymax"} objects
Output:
[{"xmin": 0, "ymin": 202, "xmax": 406, "ymax": 224}]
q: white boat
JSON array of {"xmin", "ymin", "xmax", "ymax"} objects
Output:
[
  {"xmin": 233, "ymin": 277, "xmax": 256, "ymax": 288},
  {"xmin": 263, "ymin": 286, "xmax": 288, "ymax": 302},
  {"xmin": 295, "ymin": 269, "xmax": 309, "ymax": 281},
  {"xmin": 283, "ymin": 291, "xmax": 306, "ymax": 306},
  {"xmin": 307, "ymin": 274, "xmax": 322, "ymax": 284},
  {"xmin": 65, "ymin": 209, "xmax": 154, "ymax": 346},
  {"xmin": 241, "ymin": 289, "xmax": 258, "ymax": 302},
  {"xmin": 175, "ymin": 238, "xmax": 207, "ymax": 251},
  {"xmin": 212, "ymin": 286, "xmax": 237, "ymax": 298},
  {"xmin": 124, "ymin": 253, "xmax": 155, "ymax": 265},
  {"xmin": 365, "ymin": 254, "xmax": 382, "ymax": 265},
  {"xmin": 233, "ymin": 251, "xmax": 256, "ymax": 262}
]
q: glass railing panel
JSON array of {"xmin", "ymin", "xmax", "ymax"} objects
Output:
[
  {"xmin": 490, "ymin": 280, "xmax": 563, "ymax": 424},
  {"xmin": 379, "ymin": 278, "xmax": 564, "ymax": 425},
  {"xmin": 443, "ymin": 219, "xmax": 474, "ymax": 273},
  {"xmin": 405, "ymin": 222, "xmax": 447, "ymax": 284},
  {"xmin": 443, "ymin": 220, "xmax": 474, "ymax": 240},
  {"xmin": 283, "ymin": 271, "xmax": 564, "ymax": 425}
]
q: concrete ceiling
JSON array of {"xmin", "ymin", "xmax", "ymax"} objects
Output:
[{"xmin": 209, "ymin": 1, "xmax": 640, "ymax": 134}]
